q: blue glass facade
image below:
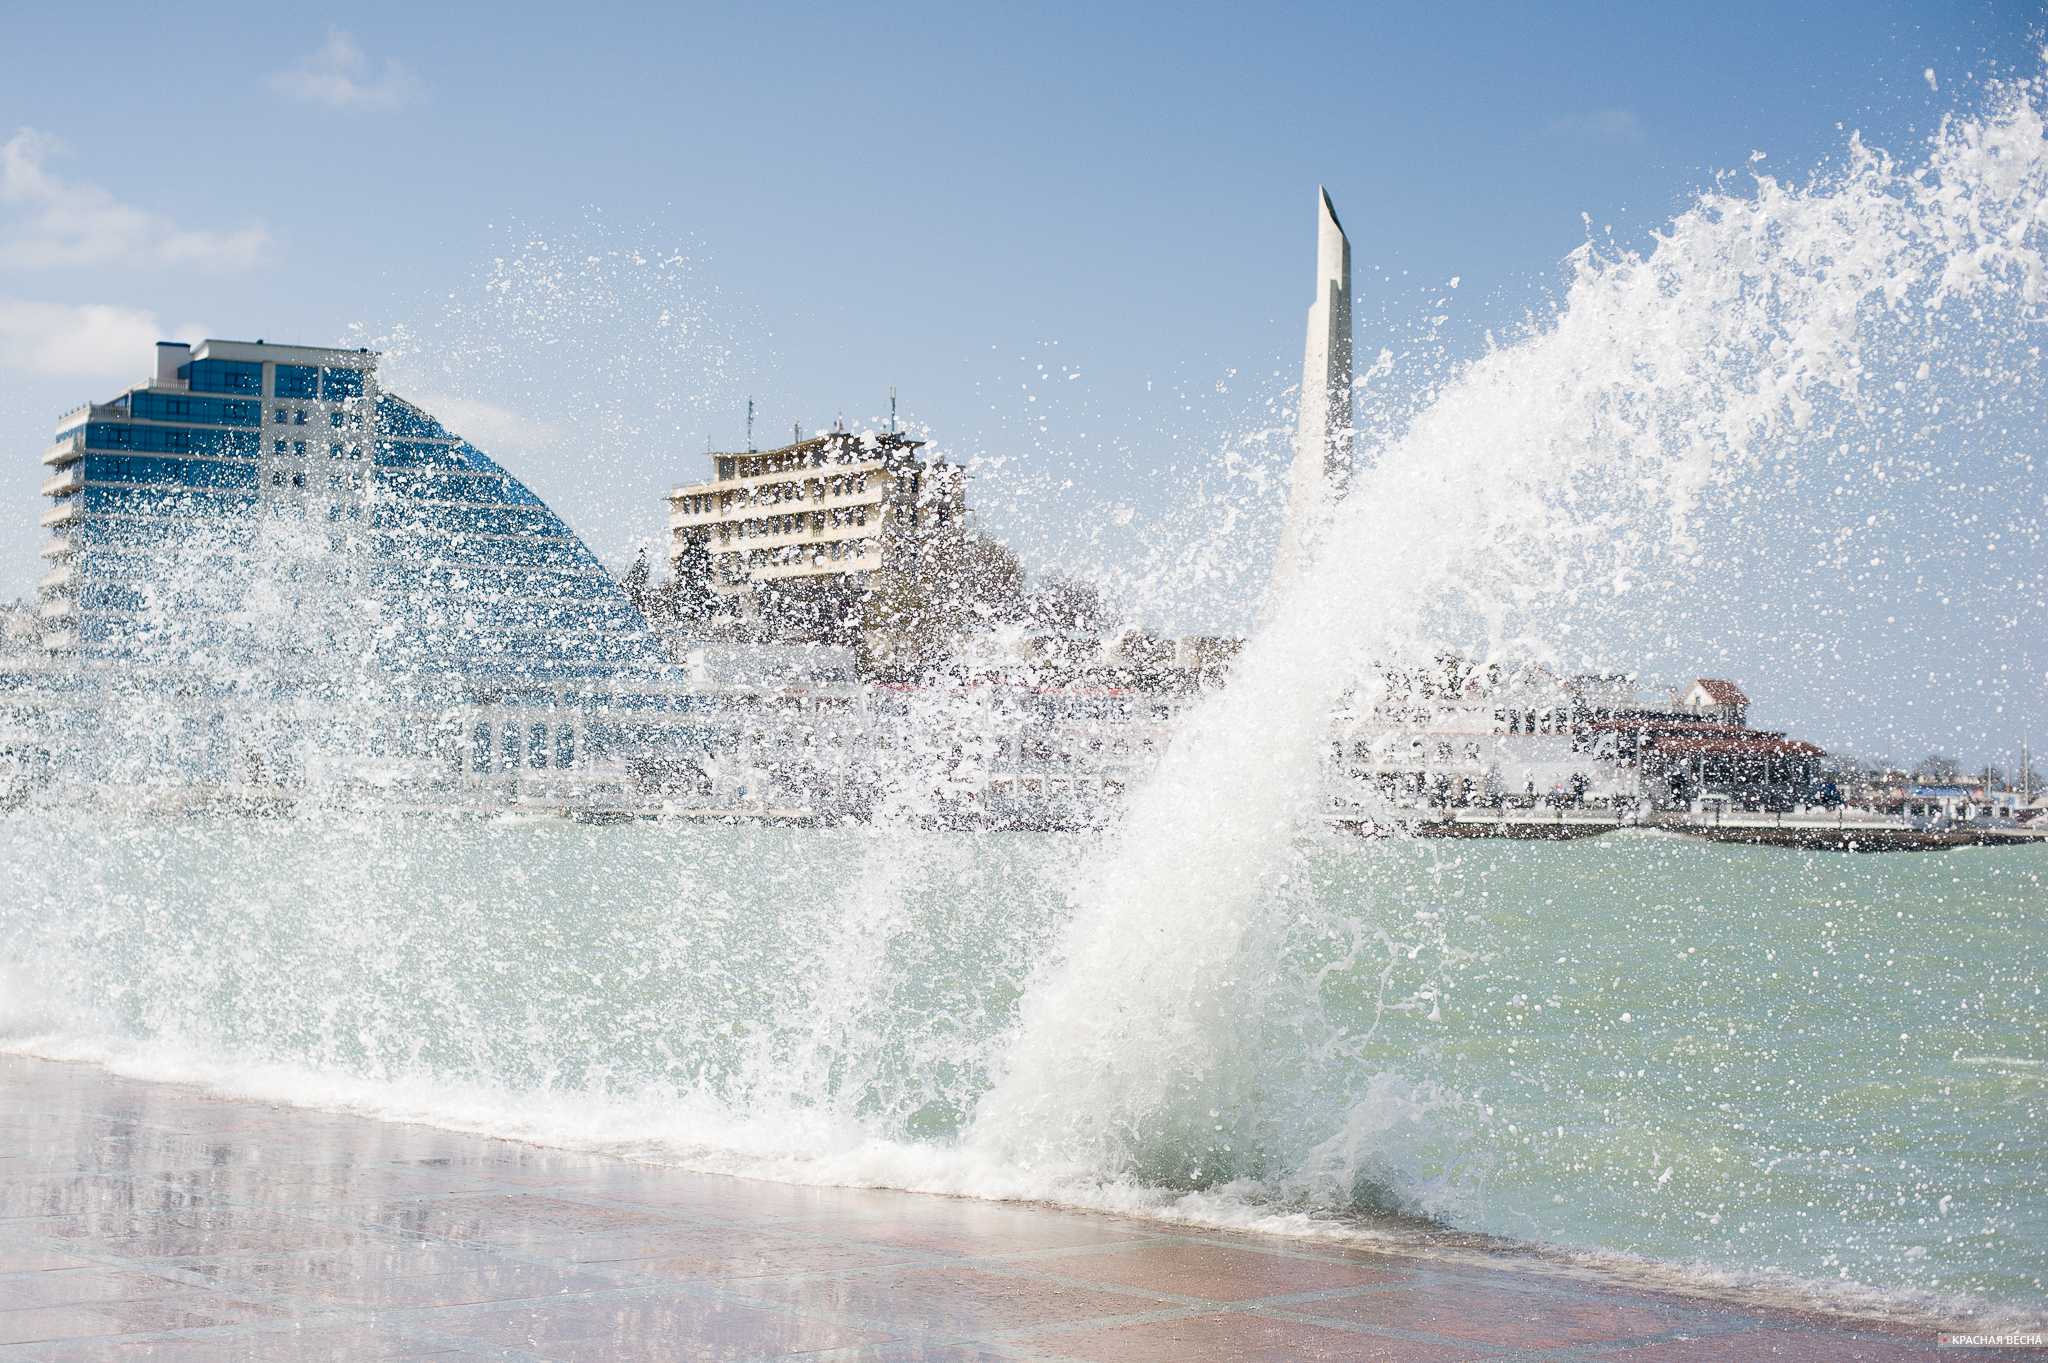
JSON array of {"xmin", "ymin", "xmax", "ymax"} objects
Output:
[{"xmin": 38, "ymin": 341, "xmax": 674, "ymax": 705}]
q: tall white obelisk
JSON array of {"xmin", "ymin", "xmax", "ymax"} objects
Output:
[{"xmin": 1273, "ymin": 186, "xmax": 1353, "ymax": 592}]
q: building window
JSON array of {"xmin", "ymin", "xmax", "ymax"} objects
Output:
[
  {"xmin": 555, "ymin": 728, "xmax": 575, "ymax": 770},
  {"xmin": 274, "ymin": 365, "xmax": 319, "ymax": 400},
  {"xmin": 320, "ymin": 367, "xmax": 365, "ymax": 400},
  {"xmin": 180, "ymin": 359, "xmax": 262, "ymax": 394}
]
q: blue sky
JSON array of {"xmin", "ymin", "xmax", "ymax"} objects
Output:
[{"xmin": 2, "ymin": 0, "xmax": 2042, "ymax": 765}]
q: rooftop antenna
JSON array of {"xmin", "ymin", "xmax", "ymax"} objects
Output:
[
  {"xmin": 793, "ymin": 421, "xmax": 800, "ymax": 444},
  {"xmin": 889, "ymin": 386, "xmax": 898, "ymax": 434},
  {"xmin": 745, "ymin": 397, "xmax": 755, "ymax": 452}
]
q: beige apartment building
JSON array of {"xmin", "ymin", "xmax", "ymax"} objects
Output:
[{"xmin": 666, "ymin": 430, "xmax": 964, "ymax": 597}]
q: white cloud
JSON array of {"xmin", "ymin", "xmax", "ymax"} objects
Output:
[
  {"xmin": 0, "ymin": 299, "xmax": 206, "ymax": 379},
  {"xmin": 0, "ymin": 129, "xmax": 271, "ymax": 270},
  {"xmin": 270, "ymin": 30, "xmax": 421, "ymax": 110},
  {"xmin": 1547, "ymin": 109, "xmax": 1649, "ymax": 147},
  {"xmin": 405, "ymin": 392, "xmax": 565, "ymax": 453}
]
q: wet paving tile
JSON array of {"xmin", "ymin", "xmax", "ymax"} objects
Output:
[
  {"xmin": 1299, "ymin": 1278, "xmax": 1722, "ymax": 1345},
  {"xmin": 426, "ymin": 1291, "xmax": 897, "ymax": 1360},
  {"xmin": 42, "ymin": 1208, "xmax": 411, "ymax": 1261},
  {"xmin": 722, "ymin": 1263, "xmax": 1173, "ymax": 1335},
  {"xmin": 0, "ymin": 1176, "xmax": 213, "ymax": 1225},
  {"xmin": 1037, "ymin": 1241, "xmax": 1401, "ymax": 1302},
  {"xmin": 1034, "ymin": 1310, "xmax": 1472, "ymax": 1362},
  {"xmin": 0, "ymin": 1267, "xmax": 196, "ymax": 1311},
  {"xmin": 8, "ymin": 1320, "xmax": 470, "ymax": 1361},
  {"xmin": 357, "ymin": 1192, "xmax": 691, "ymax": 1247},
  {"xmin": 0, "ymin": 1293, "xmax": 277, "ymax": 1347},
  {"xmin": 539, "ymin": 1224, "xmax": 923, "ymax": 1279},
  {"xmin": 172, "ymin": 1242, "xmax": 617, "ymax": 1309},
  {"xmin": 0, "ymin": 1245, "xmax": 100, "ymax": 1273},
  {"xmin": 524, "ymin": 1166, "xmax": 925, "ymax": 1224},
  {"xmin": 1598, "ymin": 1325, "xmax": 2001, "ymax": 1361},
  {"xmin": 807, "ymin": 1347, "xmax": 1040, "ymax": 1363},
  {"xmin": 797, "ymin": 1204, "xmax": 1155, "ymax": 1260}
]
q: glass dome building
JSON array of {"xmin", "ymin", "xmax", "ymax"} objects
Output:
[{"xmin": 32, "ymin": 338, "xmax": 706, "ymax": 805}]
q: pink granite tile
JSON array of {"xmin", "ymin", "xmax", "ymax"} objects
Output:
[
  {"xmin": 532, "ymin": 1167, "xmax": 912, "ymax": 1223},
  {"xmin": 432, "ymin": 1292, "xmax": 895, "ymax": 1360},
  {"xmin": 1600, "ymin": 1326, "xmax": 1963, "ymax": 1361},
  {"xmin": 777, "ymin": 1347, "xmax": 1030, "ymax": 1363},
  {"xmin": 0, "ymin": 1267, "xmax": 193, "ymax": 1310},
  {"xmin": 1039, "ymin": 1242, "xmax": 1400, "ymax": 1303},
  {"xmin": 48, "ymin": 1208, "xmax": 405, "ymax": 1260},
  {"xmin": 1039, "ymin": 1310, "xmax": 1471, "ymax": 1362},
  {"xmin": 1305, "ymin": 1279, "xmax": 1722, "ymax": 1346},
  {"xmin": 0, "ymin": 1175, "xmax": 212, "ymax": 1223},
  {"xmin": 523, "ymin": 1224, "xmax": 919, "ymax": 1279},
  {"xmin": 609, "ymin": 1231, "xmax": 925, "ymax": 1281},
  {"xmin": 177, "ymin": 1241, "xmax": 614, "ymax": 1308},
  {"xmin": 24, "ymin": 1321, "xmax": 460, "ymax": 1361},
  {"xmin": 0, "ymin": 1246, "xmax": 100, "ymax": 1272},
  {"xmin": 0, "ymin": 1294, "xmax": 275, "ymax": 1346},
  {"xmin": 800, "ymin": 1204, "xmax": 1152, "ymax": 1258},
  {"xmin": 363, "ymin": 1193, "xmax": 687, "ymax": 1246},
  {"xmin": 725, "ymin": 1263, "xmax": 1170, "ymax": 1335}
]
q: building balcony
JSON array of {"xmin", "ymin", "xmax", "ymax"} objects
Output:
[
  {"xmin": 668, "ymin": 456, "xmax": 890, "ymax": 504},
  {"xmin": 748, "ymin": 547, "xmax": 885, "ymax": 581},
  {"xmin": 40, "ymin": 627, "xmax": 77, "ymax": 652},
  {"xmin": 670, "ymin": 484, "xmax": 890, "ymax": 531},
  {"xmin": 708, "ymin": 522, "xmax": 883, "ymax": 560},
  {"xmin": 37, "ymin": 598, "xmax": 77, "ymax": 622},
  {"xmin": 38, "ymin": 565, "xmax": 74, "ymax": 593},
  {"xmin": 41, "ymin": 433, "xmax": 84, "ymax": 467},
  {"xmin": 39, "ymin": 536, "xmax": 76, "ymax": 560},
  {"xmin": 39, "ymin": 502, "xmax": 83, "ymax": 528},
  {"xmin": 41, "ymin": 467, "xmax": 83, "ymax": 498}
]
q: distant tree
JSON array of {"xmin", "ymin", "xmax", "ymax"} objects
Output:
[
  {"xmin": 654, "ymin": 533, "xmax": 724, "ymax": 633},
  {"xmin": 1114, "ymin": 628, "xmax": 1177, "ymax": 689},
  {"xmin": 863, "ymin": 530, "xmax": 1025, "ymax": 675},
  {"xmin": 755, "ymin": 574, "xmax": 865, "ymax": 645},
  {"xmin": 1026, "ymin": 574, "xmax": 1113, "ymax": 636},
  {"xmin": 1913, "ymin": 752, "xmax": 1962, "ymax": 784},
  {"xmin": 620, "ymin": 552, "xmax": 653, "ymax": 617}
]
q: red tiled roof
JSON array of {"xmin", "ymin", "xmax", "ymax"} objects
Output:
[{"xmin": 1693, "ymin": 678, "xmax": 1749, "ymax": 706}]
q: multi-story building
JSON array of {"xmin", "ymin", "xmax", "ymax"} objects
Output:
[
  {"xmin": 665, "ymin": 429, "xmax": 965, "ymax": 601},
  {"xmin": 31, "ymin": 338, "xmax": 708, "ymax": 808}
]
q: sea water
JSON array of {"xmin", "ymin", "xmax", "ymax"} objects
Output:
[{"xmin": 1, "ymin": 816, "xmax": 2040, "ymax": 1322}]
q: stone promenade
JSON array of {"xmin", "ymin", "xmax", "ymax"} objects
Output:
[{"xmin": 0, "ymin": 1054, "xmax": 2018, "ymax": 1361}]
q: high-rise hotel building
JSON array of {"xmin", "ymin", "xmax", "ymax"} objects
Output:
[
  {"xmin": 31, "ymin": 338, "xmax": 701, "ymax": 802},
  {"xmin": 665, "ymin": 430, "xmax": 965, "ymax": 600}
]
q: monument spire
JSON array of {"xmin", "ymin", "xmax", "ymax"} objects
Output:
[{"xmin": 1274, "ymin": 185, "xmax": 1353, "ymax": 590}]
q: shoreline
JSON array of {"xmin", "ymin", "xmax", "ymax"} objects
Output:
[{"xmin": 1, "ymin": 1050, "xmax": 2035, "ymax": 1360}]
